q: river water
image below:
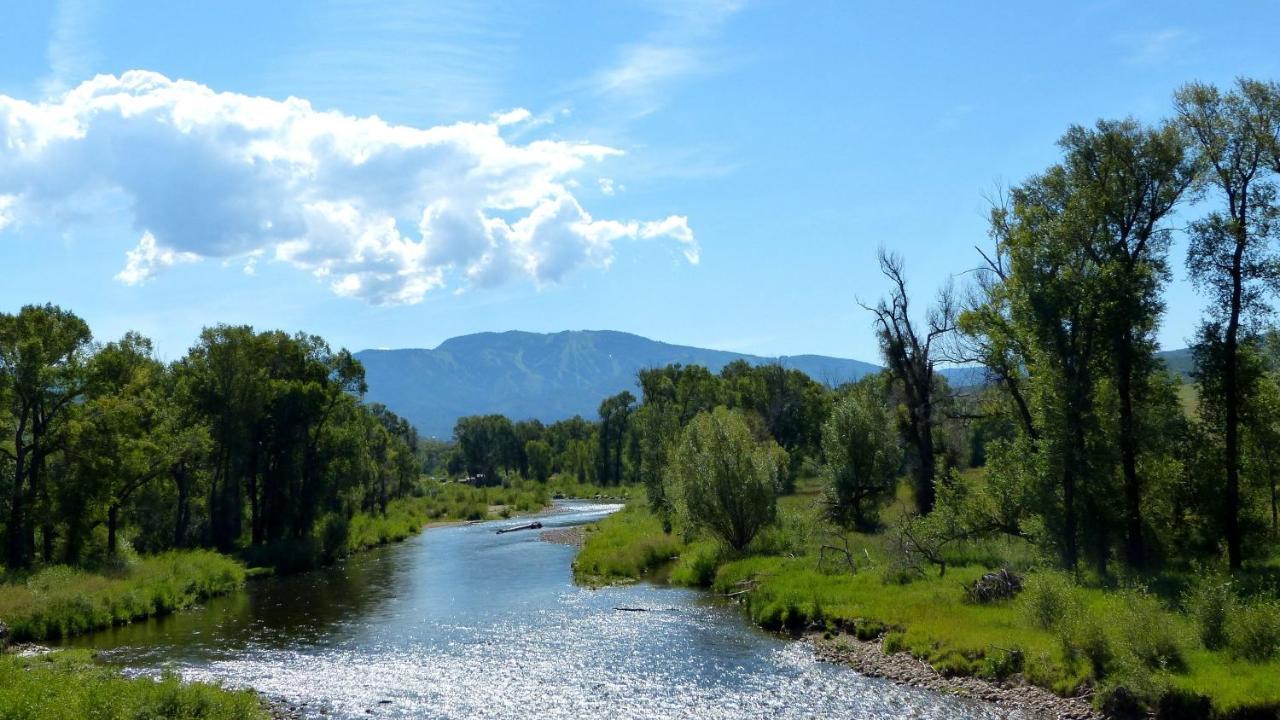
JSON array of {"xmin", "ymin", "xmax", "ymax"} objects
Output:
[{"xmin": 63, "ymin": 502, "xmax": 1018, "ymax": 719}]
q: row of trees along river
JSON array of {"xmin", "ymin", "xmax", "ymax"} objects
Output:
[{"xmin": 0, "ymin": 318, "xmax": 421, "ymax": 570}]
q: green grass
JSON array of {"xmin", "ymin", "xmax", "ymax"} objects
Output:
[
  {"xmin": 0, "ymin": 550, "xmax": 245, "ymax": 643},
  {"xmin": 576, "ymin": 495, "xmax": 1280, "ymax": 718},
  {"xmin": 573, "ymin": 502, "xmax": 684, "ymax": 584},
  {"xmin": 0, "ymin": 650, "xmax": 269, "ymax": 720}
]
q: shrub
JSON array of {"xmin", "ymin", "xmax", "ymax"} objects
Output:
[
  {"xmin": 1058, "ymin": 608, "xmax": 1114, "ymax": 679},
  {"xmin": 1113, "ymin": 590, "xmax": 1186, "ymax": 672},
  {"xmin": 1227, "ymin": 599, "xmax": 1280, "ymax": 662},
  {"xmin": 1183, "ymin": 573, "xmax": 1236, "ymax": 650},
  {"xmin": 821, "ymin": 384, "xmax": 900, "ymax": 531},
  {"xmin": 668, "ymin": 407, "xmax": 783, "ymax": 552},
  {"xmin": 317, "ymin": 513, "xmax": 351, "ymax": 564},
  {"xmin": 1019, "ymin": 571, "xmax": 1079, "ymax": 631}
]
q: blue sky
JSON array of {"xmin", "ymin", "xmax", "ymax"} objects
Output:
[{"xmin": 1, "ymin": 1, "xmax": 1277, "ymax": 363}]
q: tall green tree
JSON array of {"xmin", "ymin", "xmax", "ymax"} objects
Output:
[
  {"xmin": 453, "ymin": 414, "xmax": 516, "ymax": 485},
  {"xmin": 1058, "ymin": 119, "xmax": 1196, "ymax": 567},
  {"xmin": 1176, "ymin": 78, "xmax": 1280, "ymax": 568},
  {"xmin": 596, "ymin": 391, "xmax": 635, "ymax": 486},
  {"xmin": 0, "ymin": 304, "xmax": 92, "ymax": 568}
]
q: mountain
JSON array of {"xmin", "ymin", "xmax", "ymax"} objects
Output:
[
  {"xmin": 355, "ymin": 330, "xmax": 1196, "ymax": 438},
  {"xmin": 355, "ymin": 330, "xmax": 882, "ymax": 437},
  {"xmin": 1157, "ymin": 347, "xmax": 1196, "ymax": 380}
]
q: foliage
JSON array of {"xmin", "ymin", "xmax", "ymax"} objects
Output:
[
  {"xmin": 1228, "ymin": 598, "xmax": 1280, "ymax": 662},
  {"xmin": 1183, "ymin": 570, "xmax": 1236, "ymax": 650},
  {"xmin": 667, "ymin": 407, "xmax": 783, "ymax": 551},
  {"xmin": 821, "ymin": 377, "xmax": 900, "ymax": 531}
]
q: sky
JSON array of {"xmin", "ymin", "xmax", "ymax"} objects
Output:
[{"xmin": 1, "ymin": 1, "xmax": 1278, "ymax": 363}]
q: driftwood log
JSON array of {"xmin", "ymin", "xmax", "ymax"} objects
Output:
[{"xmin": 496, "ymin": 521, "xmax": 544, "ymax": 534}]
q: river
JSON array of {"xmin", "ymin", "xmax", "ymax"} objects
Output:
[{"xmin": 63, "ymin": 501, "xmax": 1020, "ymax": 719}]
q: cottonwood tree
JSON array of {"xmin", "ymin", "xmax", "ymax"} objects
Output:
[
  {"xmin": 1176, "ymin": 78, "xmax": 1280, "ymax": 569},
  {"xmin": 0, "ymin": 304, "xmax": 92, "ymax": 568},
  {"xmin": 1058, "ymin": 119, "xmax": 1197, "ymax": 568},
  {"xmin": 864, "ymin": 249, "xmax": 955, "ymax": 514},
  {"xmin": 596, "ymin": 391, "xmax": 636, "ymax": 486},
  {"xmin": 968, "ymin": 162, "xmax": 1111, "ymax": 571}
]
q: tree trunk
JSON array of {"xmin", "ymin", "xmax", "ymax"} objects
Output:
[
  {"xmin": 915, "ymin": 406, "xmax": 937, "ymax": 514},
  {"xmin": 1116, "ymin": 340, "xmax": 1145, "ymax": 568},
  {"xmin": 173, "ymin": 462, "xmax": 190, "ymax": 548},
  {"xmin": 107, "ymin": 503, "xmax": 120, "ymax": 556},
  {"xmin": 1224, "ymin": 226, "xmax": 1246, "ymax": 570},
  {"xmin": 6, "ymin": 435, "xmax": 27, "ymax": 568}
]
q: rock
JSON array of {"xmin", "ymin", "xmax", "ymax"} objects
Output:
[{"xmin": 0, "ymin": 620, "xmax": 9, "ymax": 649}]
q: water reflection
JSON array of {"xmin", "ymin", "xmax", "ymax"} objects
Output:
[{"xmin": 65, "ymin": 502, "xmax": 1023, "ymax": 719}]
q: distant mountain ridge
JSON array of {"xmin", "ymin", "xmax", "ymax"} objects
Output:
[
  {"xmin": 355, "ymin": 330, "xmax": 1194, "ymax": 438},
  {"xmin": 355, "ymin": 330, "xmax": 882, "ymax": 437}
]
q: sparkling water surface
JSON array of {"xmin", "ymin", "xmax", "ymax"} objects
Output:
[{"xmin": 63, "ymin": 502, "xmax": 1022, "ymax": 719}]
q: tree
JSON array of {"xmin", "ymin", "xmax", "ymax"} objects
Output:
[
  {"xmin": 0, "ymin": 304, "xmax": 92, "ymax": 568},
  {"xmin": 596, "ymin": 391, "xmax": 635, "ymax": 486},
  {"xmin": 1058, "ymin": 119, "xmax": 1196, "ymax": 568},
  {"xmin": 822, "ymin": 378, "xmax": 901, "ymax": 531},
  {"xmin": 453, "ymin": 414, "xmax": 516, "ymax": 485},
  {"xmin": 525, "ymin": 440, "xmax": 552, "ymax": 483},
  {"xmin": 667, "ymin": 407, "xmax": 783, "ymax": 551},
  {"xmin": 865, "ymin": 249, "xmax": 954, "ymax": 514},
  {"xmin": 721, "ymin": 361, "xmax": 830, "ymax": 473},
  {"xmin": 70, "ymin": 333, "xmax": 197, "ymax": 557},
  {"xmin": 1176, "ymin": 78, "xmax": 1280, "ymax": 569},
  {"xmin": 970, "ymin": 162, "xmax": 1111, "ymax": 571}
]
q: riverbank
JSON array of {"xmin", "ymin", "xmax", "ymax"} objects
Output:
[
  {"xmin": 810, "ymin": 631, "xmax": 1100, "ymax": 720},
  {"xmin": 0, "ymin": 550, "xmax": 245, "ymax": 644},
  {"xmin": 575, "ymin": 498, "xmax": 1280, "ymax": 719},
  {"xmin": 0, "ymin": 649, "xmax": 270, "ymax": 719}
]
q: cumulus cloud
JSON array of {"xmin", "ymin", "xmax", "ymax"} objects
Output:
[
  {"xmin": 0, "ymin": 71, "xmax": 698, "ymax": 302},
  {"xmin": 115, "ymin": 231, "xmax": 199, "ymax": 285}
]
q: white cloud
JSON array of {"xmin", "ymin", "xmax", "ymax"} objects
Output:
[
  {"xmin": 0, "ymin": 71, "xmax": 698, "ymax": 303},
  {"xmin": 115, "ymin": 231, "xmax": 199, "ymax": 285},
  {"xmin": 598, "ymin": 177, "xmax": 616, "ymax": 195},
  {"xmin": 1121, "ymin": 28, "xmax": 1196, "ymax": 66},
  {"xmin": 593, "ymin": 0, "xmax": 744, "ymax": 113},
  {"xmin": 0, "ymin": 195, "xmax": 14, "ymax": 230},
  {"xmin": 492, "ymin": 108, "xmax": 532, "ymax": 126}
]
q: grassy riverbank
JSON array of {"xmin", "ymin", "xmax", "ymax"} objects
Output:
[
  {"xmin": 576, "ymin": 492, "xmax": 1280, "ymax": 719},
  {"xmin": 0, "ymin": 550, "xmax": 245, "ymax": 644},
  {"xmin": 0, "ymin": 650, "xmax": 269, "ymax": 720}
]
